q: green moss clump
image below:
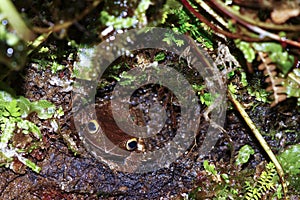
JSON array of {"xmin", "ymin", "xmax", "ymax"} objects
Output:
[{"xmin": 0, "ymin": 90, "xmax": 56, "ymax": 173}]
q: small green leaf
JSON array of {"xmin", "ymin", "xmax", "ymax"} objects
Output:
[
  {"xmin": 17, "ymin": 96, "xmax": 31, "ymax": 118},
  {"xmin": 174, "ymin": 39, "xmax": 184, "ymax": 47},
  {"xmin": 154, "ymin": 52, "xmax": 166, "ymax": 61},
  {"xmin": 200, "ymin": 93, "xmax": 212, "ymax": 106},
  {"xmin": 31, "ymin": 100, "xmax": 55, "ymax": 119},
  {"xmin": 17, "ymin": 155, "xmax": 41, "ymax": 173},
  {"xmin": 228, "ymin": 82, "xmax": 237, "ymax": 94},
  {"xmin": 54, "ymin": 106, "xmax": 64, "ymax": 118},
  {"xmin": 27, "ymin": 122, "xmax": 42, "ymax": 139},
  {"xmin": 17, "ymin": 120, "xmax": 29, "ymax": 131},
  {"xmin": 221, "ymin": 173, "xmax": 230, "ymax": 183},
  {"xmin": 252, "ymin": 42, "xmax": 294, "ymax": 75},
  {"xmin": 235, "ymin": 40, "xmax": 255, "ymax": 63},
  {"xmin": 192, "ymin": 84, "xmax": 205, "ymax": 92},
  {"xmin": 0, "ymin": 119, "xmax": 15, "ymax": 148},
  {"xmin": 235, "ymin": 145, "xmax": 255, "ymax": 166},
  {"xmin": 51, "ymin": 61, "xmax": 66, "ymax": 73},
  {"xmin": 227, "ymin": 70, "xmax": 235, "ymax": 79},
  {"xmin": 241, "ymin": 72, "xmax": 248, "ymax": 87},
  {"xmin": 283, "ymin": 69, "xmax": 300, "ymax": 106},
  {"xmin": 2, "ymin": 110, "xmax": 10, "ymax": 117},
  {"xmin": 5, "ymin": 100, "xmax": 21, "ymax": 117},
  {"xmin": 277, "ymin": 144, "xmax": 300, "ymax": 176},
  {"xmin": 203, "ymin": 160, "xmax": 217, "ymax": 175},
  {"xmin": 17, "ymin": 120, "xmax": 41, "ymax": 139}
]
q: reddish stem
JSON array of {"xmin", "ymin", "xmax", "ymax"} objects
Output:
[{"xmin": 181, "ymin": 0, "xmax": 262, "ymax": 42}]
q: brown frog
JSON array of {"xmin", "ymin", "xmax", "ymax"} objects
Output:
[
  {"xmin": 87, "ymin": 101, "xmax": 146, "ymax": 152},
  {"xmin": 73, "ymin": 98, "xmax": 148, "ymax": 172},
  {"xmin": 73, "ymin": 85, "xmax": 180, "ymax": 173}
]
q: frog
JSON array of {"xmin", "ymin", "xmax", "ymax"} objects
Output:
[
  {"xmin": 86, "ymin": 100, "xmax": 146, "ymax": 152},
  {"xmin": 74, "ymin": 97, "xmax": 146, "ymax": 170},
  {"xmin": 72, "ymin": 84, "xmax": 181, "ymax": 173}
]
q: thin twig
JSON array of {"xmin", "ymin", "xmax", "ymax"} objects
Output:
[
  {"xmin": 0, "ymin": 0, "xmax": 35, "ymax": 41},
  {"xmin": 181, "ymin": 0, "xmax": 264, "ymax": 42},
  {"xmin": 26, "ymin": 32, "xmax": 52, "ymax": 56},
  {"xmin": 228, "ymin": 90, "xmax": 288, "ymax": 199},
  {"xmin": 32, "ymin": 0, "xmax": 102, "ymax": 34},
  {"xmin": 210, "ymin": 0, "xmax": 300, "ymax": 48},
  {"xmin": 210, "ymin": 0, "xmax": 300, "ymax": 32}
]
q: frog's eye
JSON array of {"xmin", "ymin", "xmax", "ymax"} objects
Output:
[
  {"xmin": 87, "ymin": 120, "xmax": 99, "ymax": 134},
  {"xmin": 126, "ymin": 138, "xmax": 138, "ymax": 151}
]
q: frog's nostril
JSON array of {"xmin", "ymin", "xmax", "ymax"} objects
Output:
[
  {"xmin": 87, "ymin": 120, "xmax": 99, "ymax": 134},
  {"xmin": 126, "ymin": 138, "xmax": 138, "ymax": 151}
]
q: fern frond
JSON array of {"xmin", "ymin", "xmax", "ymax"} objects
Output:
[
  {"xmin": 243, "ymin": 162, "xmax": 278, "ymax": 199},
  {"xmin": 258, "ymin": 52, "xmax": 287, "ymax": 107}
]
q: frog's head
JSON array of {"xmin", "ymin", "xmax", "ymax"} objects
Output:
[{"xmin": 82, "ymin": 101, "xmax": 145, "ymax": 152}]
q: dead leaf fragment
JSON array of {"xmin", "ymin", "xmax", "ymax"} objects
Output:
[{"xmin": 271, "ymin": 8, "xmax": 300, "ymax": 24}]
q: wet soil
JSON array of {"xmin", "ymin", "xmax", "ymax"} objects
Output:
[{"xmin": 1, "ymin": 0, "xmax": 300, "ymax": 199}]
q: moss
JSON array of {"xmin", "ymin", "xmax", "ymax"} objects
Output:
[{"xmin": 0, "ymin": 89, "xmax": 57, "ymax": 173}]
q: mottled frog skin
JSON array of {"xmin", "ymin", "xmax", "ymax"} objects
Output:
[
  {"xmin": 93, "ymin": 101, "xmax": 145, "ymax": 151},
  {"xmin": 74, "ymin": 85, "xmax": 181, "ymax": 173},
  {"xmin": 74, "ymin": 99, "xmax": 147, "ymax": 172}
]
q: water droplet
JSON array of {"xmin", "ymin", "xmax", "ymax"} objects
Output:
[
  {"xmin": 109, "ymin": 35, "xmax": 115, "ymax": 41},
  {"xmin": 2, "ymin": 20, "xmax": 8, "ymax": 26},
  {"xmin": 6, "ymin": 48, "xmax": 13, "ymax": 57},
  {"xmin": 121, "ymin": 11, "xmax": 127, "ymax": 17}
]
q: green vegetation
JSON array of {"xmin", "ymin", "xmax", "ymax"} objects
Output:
[
  {"xmin": 283, "ymin": 68, "xmax": 300, "ymax": 106},
  {"xmin": 192, "ymin": 84, "xmax": 213, "ymax": 106},
  {"xmin": 100, "ymin": 0, "xmax": 152, "ymax": 30},
  {"xmin": 0, "ymin": 90, "xmax": 56, "ymax": 173},
  {"xmin": 31, "ymin": 46, "xmax": 67, "ymax": 74},
  {"xmin": 154, "ymin": 52, "xmax": 166, "ymax": 62},
  {"xmin": 235, "ymin": 144, "xmax": 255, "ymax": 166},
  {"xmin": 236, "ymin": 41, "xmax": 294, "ymax": 75},
  {"xmin": 0, "ymin": 0, "xmax": 298, "ymax": 198},
  {"xmin": 227, "ymin": 68, "xmax": 270, "ymax": 104},
  {"xmin": 160, "ymin": 0, "xmax": 213, "ymax": 49},
  {"xmin": 162, "ymin": 31, "xmax": 185, "ymax": 47},
  {"xmin": 189, "ymin": 146, "xmax": 281, "ymax": 199},
  {"xmin": 252, "ymin": 43, "xmax": 294, "ymax": 75},
  {"xmin": 234, "ymin": 31, "xmax": 299, "ymax": 107},
  {"xmin": 244, "ymin": 162, "xmax": 279, "ymax": 200},
  {"xmin": 277, "ymin": 144, "xmax": 300, "ymax": 193}
]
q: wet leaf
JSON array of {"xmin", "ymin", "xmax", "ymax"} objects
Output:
[
  {"xmin": 31, "ymin": 100, "xmax": 56, "ymax": 119},
  {"xmin": 17, "ymin": 96, "xmax": 31, "ymax": 118},
  {"xmin": 235, "ymin": 40, "xmax": 255, "ymax": 63},
  {"xmin": 17, "ymin": 155, "xmax": 41, "ymax": 173},
  {"xmin": 17, "ymin": 120, "xmax": 41, "ymax": 139},
  {"xmin": 200, "ymin": 92, "xmax": 213, "ymax": 106},
  {"xmin": 277, "ymin": 144, "xmax": 300, "ymax": 191},
  {"xmin": 5, "ymin": 100, "xmax": 21, "ymax": 117},
  {"xmin": 154, "ymin": 52, "xmax": 166, "ymax": 61},
  {"xmin": 253, "ymin": 42, "xmax": 294, "ymax": 75},
  {"xmin": 0, "ymin": 118, "xmax": 15, "ymax": 148},
  {"xmin": 283, "ymin": 69, "xmax": 300, "ymax": 106},
  {"xmin": 203, "ymin": 160, "xmax": 217, "ymax": 175},
  {"xmin": 235, "ymin": 145, "xmax": 254, "ymax": 166}
]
